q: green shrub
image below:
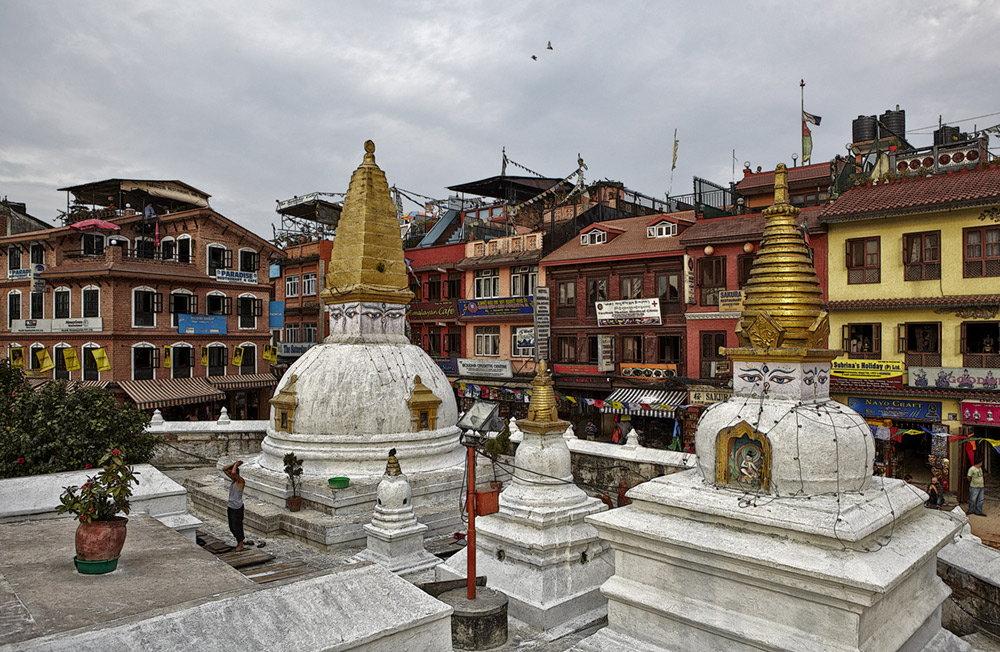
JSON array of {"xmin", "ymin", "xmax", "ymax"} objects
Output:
[{"xmin": 0, "ymin": 361, "xmax": 158, "ymax": 478}]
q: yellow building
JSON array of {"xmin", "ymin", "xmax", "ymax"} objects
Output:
[{"xmin": 819, "ymin": 160, "xmax": 1000, "ymax": 490}]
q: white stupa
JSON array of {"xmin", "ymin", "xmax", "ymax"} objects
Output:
[
  {"xmin": 572, "ymin": 165, "xmax": 971, "ymax": 652},
  {"xmin": 238, "ymin": 142, "xmax": 466, "ymax": 546}
]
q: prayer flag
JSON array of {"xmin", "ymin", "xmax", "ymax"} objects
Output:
[
  {"xmin": 802, "ymin": 121, "xmax": 813, "ymax": 164},
  {"xmin": 91, "ymin": 348, "xmax": 111, "ymax": 372},
  {"xmin": 36, "ymin": 349, "xmax": 54, "ymax": 372},
  {"xmin": 802, "ymin": 110, "xmax": 822, "ymax": 126},
  {"xmin": 62, "ymin": 347, "xmax": 80, "ymax": 371}
]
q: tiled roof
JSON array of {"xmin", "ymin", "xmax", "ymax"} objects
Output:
[
  {"xmin": 827, "ymin": 295, "xmax": 1000, "ymax": 310},
  {"xmin": 819, "ymin": 163, "xmax": 1000, "ymax": 222},
  {"xmin": 735, "ymin": 163, "xmax": 831, "ymax": 193},
  {"xmin": 678, "ymin": 207, "xmax": 824, "ymax": 246},
  {"xmin": 456, "ymin": 249, "xmax": 543, "ymax": 270},
  {"xmin": 541, "ymin": 213, "xmax": 685, "ymax": 265}
]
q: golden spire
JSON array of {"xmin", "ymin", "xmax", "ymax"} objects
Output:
[
  {"xmin": 320, "ymin": 140, "xmax": 414, "ymax": 306},
  {"xmin": 385, "ymin": 448, "xmax": 402, "ymax": 476},
  {"xmin": 516, "ymin": 360, "xmax": 569, "ymax": 436},
  {"xmin": 726, "ymin": 164, "xmax": 839, "ymax": 362}
]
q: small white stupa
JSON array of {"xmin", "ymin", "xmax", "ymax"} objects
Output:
[
  {"xmin": 354, "ymin": 448, "xmax": 441, "ymax": 576},
  {"xmin": 438, "ymin": 361, "xmax": 613, "ymax": 630},
  {"xmin": 572, "ymin": 165, "xmax": 970, "ymax": 652}
]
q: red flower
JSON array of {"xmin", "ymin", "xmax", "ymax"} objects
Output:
[
  {"xmin": 111, "ymin": 449, "xmax": 122, "ymax": 457},
  {"xmin": 84, "ymin": 463, "xmax": 93, "ymax": 469},
  {"xmin": 81, "ymin": 482, "xmax": 90, "ymax": 490},
  {"xmin": 16, "ymin": 457, "xmax": 24, "ymax": 464}
]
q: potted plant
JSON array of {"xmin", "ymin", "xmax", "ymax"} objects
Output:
[
  {"xmin": 283, "ymin": 452, "xmax": 304, "ymax": 511},
  {"xmin": 56, "ymin": 447, "xmax": 139, "ymax": 574}
]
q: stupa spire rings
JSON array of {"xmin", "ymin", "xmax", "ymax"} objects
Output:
[{"xmin": 517, "ymin": 360, "xmax": 569, "ymax": 436}]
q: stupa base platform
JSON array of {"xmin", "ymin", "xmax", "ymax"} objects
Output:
[{"xmin": 184, "ymin": 461, "xmax": 476, "ymax": 550}]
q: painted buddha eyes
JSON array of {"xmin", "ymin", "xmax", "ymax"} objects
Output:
[
  {"xmin": 739, "ymin": 372, "xmax": 763, "ymax": 384},
  {"xmin": 769, "ymin": 375, "xmax": 794, "ymax": 385}
]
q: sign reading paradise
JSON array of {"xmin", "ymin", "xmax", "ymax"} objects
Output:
[
  {"xmin": 596, "ymin": 298, "xmax": 662, "ymax": 326},
  {"xmin": 215, "ymin": 269, "xmax": 258, "ymax": 284},
  {"xmin": 459, "ymin": 297, "xmax": 533, "ymax": 317}
]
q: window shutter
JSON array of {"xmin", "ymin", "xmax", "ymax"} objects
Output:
[
  {"xmin": 223, "ymin": 249, "xmax": 233, "ymax": 269},
  {"xmin": 223, "ymin": 297, "xmax": 233, "ymax": 315},
  {"xmin": 153, "ymin": 293, "xmax": 163, "ymax": 313},
  {"xmin": 720, "ymin": 259, "xmax": 727, "ymax": 285},
  {"xmin": 168, "ymin": 294, "xmax": 177, "ymax": 313},
  {"xmin": 153, "ymin": 347, "xmax": 161, "ymax": 369},
  {"xmin": 253, "ymin": 298, "xmax": 263, "ymax": 316},
  {"xmin": 842, "ymin": 324, "xmax": 850, "ymax": 351},
  {"xmin": 190, "ymin": 294, "xmax": 199, "ymax": 314},
  {"xmin": 873, "ymin": 326, "xmax": 881, "ymax": 354},
  {"xmin": 845, "ymin": 241, "xmax": 852, "ymax": 268},
  {"xmin": 696, "ymin": 260, "xmax": 704, "ymax": 286},
  {"xmin": 897, "ymin": 324, "xmax": 906, "ymax": 353},
  {"xmin": 960, "ymin": 322, "xmax": 967, "ymax": 354}
]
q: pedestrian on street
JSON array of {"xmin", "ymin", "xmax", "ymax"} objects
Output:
[
  {"xmin": 223, "ymin": 460, "xmax": 246, "ymax": 550},
  {"xmin": 967, "ymin": 461, "xmax": 985, "ymax": 516},
  {"xmin": 585, "ymin": 420, "xmax": 597, "ymax": 439},
  {"xmin": 926, "ymin": 477, "xmax": 943, "ymax": 509}
]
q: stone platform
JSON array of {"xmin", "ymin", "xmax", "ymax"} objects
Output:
[{"xmin": 0, "ymin": 513, "xmax": 453, "ymax": 651}]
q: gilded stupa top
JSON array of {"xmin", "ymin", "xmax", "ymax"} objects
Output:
[
  {"xmin": 516, "ymin": 360, "xmax": 569, "ymax": 436},
  {"xmin": 725, "ymin": 164, "xmax": 840, "ymax": 362},
  {"xmin": 320, "ymin": 140, "xmax": 415, "ymax": 306},
  {"xmin": 385, "ymin": 448, "xmax": 402, "ymax": 476}
]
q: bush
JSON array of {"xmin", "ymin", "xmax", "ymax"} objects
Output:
[{"xmin": 0, "ymin": 361, "xmax": 158, "ymax": 478}]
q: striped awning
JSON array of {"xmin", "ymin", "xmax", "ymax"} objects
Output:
[
  {"xmin": 207, "ymin": 373, "xmax": 278, "ymax": 391},
  {"xmin": 600, "ymin": 389, "xmax": 687, "ymax": 418},
  {"xmin": 118, "ymin": 378, "xmax": 226, "ymax": 411}
]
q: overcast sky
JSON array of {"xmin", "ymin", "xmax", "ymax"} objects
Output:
[{"xmin": 2, "ymin": 1, "xmax": 999, "ymax": 238}]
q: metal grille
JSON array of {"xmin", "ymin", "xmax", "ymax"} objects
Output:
[
  {"xmin": 906, "ymin": 353, "xmax": 941, "ymax": 367},
  {"xmin": 964, "ymin": 354, "xmax": 1000, "ymax": 368},
  {"xmin": 905, "ymin": 263, "xmax": 940, "ymax": 281},
  {"xmin": 965, "ymin": 261, "xmax": 983, "ymax": 277},
  {"xmin": 987, "ymin": 259, "xmax": 1000, "ymax": 277}
]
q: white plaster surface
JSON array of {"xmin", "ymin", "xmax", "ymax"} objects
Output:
[
  {"xmin": 695, "ymin": 396, "xmax": 874, "ymax": 495},
  {"xmin": 0, "ymin": 465, "xmax": 201, "ymax": 540},
  {"xmin": 258, "ymin": 342, "xmax": 464, "ymax": 478},
  {"xmin": 4, "ymin": 562, "xmax": 454, "ymax": 652},
  {"xmin": 567, "ymin": 438, "xmax": 696, "ymax": 470}
]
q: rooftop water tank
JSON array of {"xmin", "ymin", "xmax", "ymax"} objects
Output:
[
  {"xmin": 880, "ymin": 108, "xmax": 906, "ymax": 140},
  {"xmin": 852, "ymin": 115, "xmax": 877, "ymax": 143}
]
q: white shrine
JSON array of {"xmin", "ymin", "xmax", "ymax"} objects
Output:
[{"xmin": 572, "ymin": 165, "xmax": 971, "ymax": 652}]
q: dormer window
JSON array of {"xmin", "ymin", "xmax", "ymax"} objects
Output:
[
  {"xmin": 646, "ymin": 222, "xmax": 677, "ymax": 238},
  {"xmin": 580, "ymin": 230, "xmax": 607, "ymax": 246}
]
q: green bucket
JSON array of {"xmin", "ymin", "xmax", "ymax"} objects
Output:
[
  {"xmin": 74, "ymin": 556, "xmax": 119, "ymax": 574},
  {"xmin": 328, "ymin": 477, "xmax": 350, "ymax": 489}
]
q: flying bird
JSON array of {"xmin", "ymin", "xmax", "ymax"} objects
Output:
[
  {"xmin": 547, "ymin": 41, "xmax": 553, "ymax": 50},
  {"xmin": 531, "ymin": 55, "xmax": 537, "ymax": 60}
]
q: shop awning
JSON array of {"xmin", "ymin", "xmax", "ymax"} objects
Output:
[
  {"xmin": 207, "ymin": 373, "xmax": 278, "ymax": 391},
  {"xmin": 600, "ymin": 389, "xmax": 687, "ymax": 418},
  {"xmin": 118, "ymin": 378, "xmax": 226, "ymax": 411}
]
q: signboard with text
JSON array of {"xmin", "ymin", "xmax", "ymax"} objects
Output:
[
  {"xmin": 457, "ymin": 358, "xmax": 513, "ymax": 379},
  {"xmin": 620, "ymin": 363, "xmax": 677, "ymax": 380},
  {"xmin": 688, "ymin": 386, "xmax": 733, "ymax": 405},
  {"xmin": 215, "ymin": 269, "xmax": 258, "ymax": 284},
  {"xmin": 961, "ymin": 401, "xmax": 1000, "ymax": 425},
  {"xmin": 533, "ymin": 287, "xmax": 550, "ymax": 361},
  {"xmin": 596, "ymin": 298, "xmax": 662, "ymax": 326},
  {"xmin": 277, "ymin": 342, "xmax": 314, "ymax": 357},
  {"xmin": 683, "ymin": 254, "xmax": 696, "ymax": 304},
  {"xmin": 12, "ymin": 318, "xmax": 103, "ymax": 334},
  {"xmin": 831, "ymin": 358, "xmax": 905, "ymax": 379},
  {"xmin": 409, "ymin": 301, "xmax": 458, "ymax": 319},
  {"xmin": 178, "ymin": 314, "xmax": 228, "ymax": 335},
  {"xmin": 599, "ymin": 334, "xmax": 615, "ymax": 372},
  {"xmin": 459, "ymin": 297, "xmax": 533, "ymax": 317},
  {"xmin": 718, "ymin": 289, "xmax": 745, "ymax": 312},
  {"xmin": 909, "ymin": 367, "xmax": 1000, "ymax": 391},
  {"xmin": 269, "ymin": 301, "xmax": 285, "ymax": 329},
  {"xmin": 848, "ymin": 397, "xmax": 943, "ymax": 421}
]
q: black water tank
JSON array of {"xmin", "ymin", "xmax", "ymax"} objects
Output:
[
  {"xmin": 853, "ymin": 115, "xmax": 878, "ymax": 143},
  {"xmin": 934, "ymin": 125, "xmax": 961, "ymax": 146},
  {"xmin": 880, "ymin": 108, "xmax": 906, "ymax": 140}
]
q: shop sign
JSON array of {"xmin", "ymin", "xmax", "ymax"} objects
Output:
[
  {"xmin": 277, "ymin": 342, "xmax": 314, "ymax": 357},
  {"xmin": 436, "ymin": 357, "xmax": 459, "ymax": 375},
  {"xmin": 177, "ymin": 314, "xmax": 228, "ymax": 335},
  {"xmin": 847, "ymin": 397, "xmax": 943, "ymax": 421},
  {"xmin": 596, "ymin": 298, "xmax": 662, "ymax": 326},
  {"xmin": 961, "ymin": 401, "xmax": 1000, "ymax": 425},
  {"xmin": 514, "ymin": 326, "xmax": 534, "ymax": 348},
  {"xmin": 553, "ymin": 364, "xmax": 603, "ymax": 376},
  {"xmin": 459, "ymin": 297, "xmax": 533, "ymax": 317},
  {"xmin": 909, "ymin": 367, "xmax": 1000, "ymax": 390},
  {"xmin": 688, "ymin": 386, "xmax": 733, "ymax": 405},
  {"xmin": 457, "ymin": 358, "xmax": 512, "ymax": 379},
  {"xmin": 683, "ymin": 254, "xmax": 696, "ymax": 304},
  {"xmin": 215, "ymin": 269, "xmax": 258, "ymax": 284},
  {"xmin": 599, "ymin": 334, "xmax": 614, "ymax": 372},
  {"xmin": 620, "ymin": 363, "xmax": 677, "ymax": 380},
  {"xmin": 8, "ymin": 268, "xmax": 30, "ymax": 280},
  {"xmin": 269, "ymin": 301, "xmax": 285, "ymax": 329},
  {"xmin": 831, "ymin": 358, "xmax": 904, "ymax": 379},
  {"xmin": 30, "ymin": 264, "xmax": 46, "ymax": 293},
  {"xmin": 717, "ymin": 290, "xmax": 744, "ymax": 312},
  {"xmin": 12, "ymin": 318, "xmax": 104, "ymax": 333},
  {"xmin": 409, "ymin": 301, "xmax": 457, "ymax": 318},
  {"xmin": 533, "ymin": 287, "xmax": 550, "ymax": 361}
]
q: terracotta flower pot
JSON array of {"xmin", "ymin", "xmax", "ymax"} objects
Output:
[
  {"xmin": 286, "ymin": 496, "xmax": 303, "ymax": 512},
  {"xmin": 75, "ymin": 517, "xmax": 128, "ymax": 562}
]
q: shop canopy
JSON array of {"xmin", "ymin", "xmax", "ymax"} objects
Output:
[
  {"xmin": 207, "ymin": 373, "xmax": 278, "ymax": 392},
  {"xmin": 600, "ymin": 389, "xmax": 687, "ymax": 418},
  {"xmin": 118, "ymin": 378, "xmax": 226, "ymax": 411}
]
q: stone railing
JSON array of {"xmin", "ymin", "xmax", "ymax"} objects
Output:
[{"xmin": 147, "ymin": 408, "xmax": 269, "ymax": 466}]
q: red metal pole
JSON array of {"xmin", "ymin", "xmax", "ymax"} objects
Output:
[{"xmin": 467, "ymin": 444, "xmax": 476, "ymax": 600}]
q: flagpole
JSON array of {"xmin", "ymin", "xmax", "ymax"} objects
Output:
[{"xmin": 800, "ymin": 79, "xmax": 805, "ymax": 164}]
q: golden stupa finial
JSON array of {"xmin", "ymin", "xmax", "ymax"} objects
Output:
[
  {"xmin": 385, "ymin": 448, "xmax": 402, "ymax": 476},
  {"xmin": 517, "ymin": 360, "xmax": 568, "ymax": 435},
  {"xmin": 725, "ymin": 163, "xmax": 839, "ymax": 362},
  {"xmin": 319, "ymin": 140, "xmax": 414, "ymax": 307}
]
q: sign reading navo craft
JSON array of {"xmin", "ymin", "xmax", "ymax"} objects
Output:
[
  {"xmin": 459, "ymin": 297, "xmax": 533, "ymax": 317},
  {"xmin": 909, "ymin": 367, "xmax": 1000, "ymax": 391},
  {"xmin": 848, "ymin": 397, "xmax": 942, "ymax": 421},
  {"xmin": 596, "ymin": 298, "xmax": 661, "ymax": 326},
  {"xmin": 215, "ymin": 269, "xmax": 258, "ymax": 284},
  {"xmin": 457, "ymin": 358, "xmax": 512, "ymax": 379}
]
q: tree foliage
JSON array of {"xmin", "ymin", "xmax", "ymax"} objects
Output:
[{"xmin": 0, "ymin": 361, "xmax": 158, "ymax": 479}]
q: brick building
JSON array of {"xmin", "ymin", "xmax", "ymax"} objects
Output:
[
  {"xmin": 275, "ymin": 238, "xmax": 334, "ymax": 363},
  {"xmin": 0, "ymin": 180, "xmax": 283, "ymax": 419}
]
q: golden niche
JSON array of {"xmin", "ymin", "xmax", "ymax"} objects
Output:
[
  {"xmin": 714, "ymin": 421, "xmax": 772, "ymax": 492},
  {"xmin": 408, "ymin": 375, "xmax": 441, "ymax": 431},
  {"xmin": 269, "ymin": 374, "xmax": 298, "ymax": 433}
]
